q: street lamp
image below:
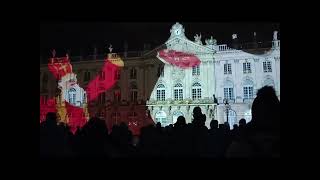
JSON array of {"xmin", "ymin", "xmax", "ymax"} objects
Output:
[{"xmin": 224, "ymin": 98, "xmax": 231, "ymax": 124}]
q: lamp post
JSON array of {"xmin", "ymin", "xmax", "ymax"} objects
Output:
[{"xmin": 224, "ymin": 98, "xmax": 230, "ymax": 124}]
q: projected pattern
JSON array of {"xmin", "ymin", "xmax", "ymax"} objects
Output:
[{"xmin": 40, "ymin": 52, "xmax": 124, "ymax": 133}]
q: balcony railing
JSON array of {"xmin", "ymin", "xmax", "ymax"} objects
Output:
[
  {"xmin": 40, "ymin": 40, "xmax": 280, "ymax": 64},
  {"xmin": 216, "ymin": 40, "xmax": 280, "ymax": 52}
]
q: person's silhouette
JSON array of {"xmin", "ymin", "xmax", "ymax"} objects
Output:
[
  {"xmin": 239, "ymin": 118, "xmax": 246, "ymax": 129},
  {"xmin": 226, "ymin": 86, "xmax": 280, "ymax": 158}
]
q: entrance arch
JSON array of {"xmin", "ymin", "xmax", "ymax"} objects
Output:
[
  {"xmin": 155, "ymin": 111, "xmax": 168, "ymax": 127},
  {"xmin": 225, "ymin": 109, "xmax": 237, "ymax": 129}
]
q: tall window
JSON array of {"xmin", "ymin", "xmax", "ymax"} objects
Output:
[
  {"xmin": 263, "ymin": 61, "xmax": 272, "ymax": 72},
  {"xmin": 243, "ymin": 62, "xmax": 251, "ymax": 73},
  {"xmin": 99, "ymin": 92, "xmax": 106, "ymax": 104},
  {"xmin": 192, "ymin": 82, "xmax": 202, "ymax": 100},
  {"xmin": 243, "ymin": 79, "xmax": 254, "ymax": 99},
  {"xmin": 68, "ymin": 88, "xmax": 76, "ymax": 105},
  {"xmin": 130, "ymin": 68, "xmax": 137, "ymax": 79},
  {"xmin": 225, "ymin": 110, "xmax": 237, "ymax": 129},
  {"xmin": 156, "ymin": 84, "xmax": 165, "ymax": 101},
  {"xmin": 158, "ymin": 66, "xmax": 164, "ymax": 77},
  {"xmin": 128, "ymin": 112, "xmax": 137, "ymax": 122},
  {"xmin": 243, "ymin": 86, "xmax": 253, "ymax": 99},
  {"xmin": 42, "ymin": 73, "xmax": 48, "ymax": 91},
  {"xmin": 130, "ymin": 82, "xmax": 138, "ymax": 102},
  {"xmin": 224, "ymin": 80, "xmax": 234, "ymax": 100},
  {"xmin": 192, "ymin": 65, "xmax": 200, "ymax": 76},
  {"xmin": 99, "ymin": 71, "xmax": 105, "ymax": 80},
  {"xmin": 224, "ymin": 63, "xmax": 232, "ymax": 74},
  {"xmin": 224, "ymin": 88, "xmax": 234, "ymax": 100},
  {"xmin": 112, "ymin": 112, "xmax": 121, "ymax": 125},
  {"xmin": 83, "ymin": 93, "xmax": 87, "ymax": 104},
  {"xmin": 42, "ymin": 95, "xmax": 48, "ymax": 105},
  {"xmin": 115, "ymin": 69, "xmax": 121, "ymax": 80},
  {"xmin": 174, "ymin": 83, "xmax": 183, "ymax": 100},
  {"xmin": 114, "ymin": 89, "xmax": 121, "ymax": 102},
  {"xmin": 84, "ymin": 71, "xmax": 91, "ymax": 82}
]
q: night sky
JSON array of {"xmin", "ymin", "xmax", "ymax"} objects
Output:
[{"xmin": 40, "ymin": 22, "xmax": 280, "ymax": 58}]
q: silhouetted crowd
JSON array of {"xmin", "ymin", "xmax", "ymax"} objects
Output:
[{"xmin": 40, "ymin": 86, "xmax": 280, "ymax": 158}]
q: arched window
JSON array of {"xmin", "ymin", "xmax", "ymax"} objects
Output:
[
  {"xmin": 224, "ymin": 80, "xmax": 234, "ymax": 100},
  {"xmin": 192, "ymin": 82, "xmax": 201, "ymax": 100},
  {"xmin": 243, "ymin": 79, "xmax": 254, "ymax": 99},
  {"xmin": 155, "ymin": 111, "xmax": 168, "ymax": 127},
  {"xmin": 156, "ymin": 84, "xmax": 165, "ymax": 101},
  {"xmin": 68, "ymin": 88, "xmax": 76, "ymax": 105},
  {"xmin": 225, "ymin": 109, "xmax": 237, "ymax": 129},
  {"xmin": 263, "ymin": 78, "xmax": 275, "ymax": 87},
  {"xmin": 174, "ymin": 83, "xmax": 183, "ymax": 100}
]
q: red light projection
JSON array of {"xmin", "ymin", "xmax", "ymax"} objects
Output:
[
  {"xmin": 85, "ymin": 60, "xmax": 119, "ymax": 102},
  {"xmin": 40, "ymin": 96, "xmax": 56, "ymax": 123},
  {"xmin": 157, "ymin": 49, "xmax": 200, "ymax": 68},
  {"xmin": 48, "ymin": 55, "xmax": 73, "ymax": 80},
  {"xmin": 65, "ymin": 101, "xmax": 87, "ymax": 133},
  {"xmin": 40, "ymin": 53, "xmax": 123, "ymax": 134}
]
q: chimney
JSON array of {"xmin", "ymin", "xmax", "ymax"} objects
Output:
[
  {"xmin": 272, "ymin": 31, "xmax": 280, "ymax": 49},
  {"xmin": 143, "ymin": 43, "xmax": 151, "ymax": 52},
  {"xmin": 231, "ymin": 33, "xmax": 239, "ymax": 49},
  {"xmin": 93, "ymin": 45, "xmax": 98, "ymax": 60},
  {"xmin": 124, "ymin": 41, "xmax": 128, "ymax": 58},
  {"xmin": 253, "ymin": 32, "xmax": 258, "ymax": 49}
]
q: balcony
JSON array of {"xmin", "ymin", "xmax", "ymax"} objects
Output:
[{"xmin": 243, "ymin": 98, "xmax": 254, "ymax": 103}]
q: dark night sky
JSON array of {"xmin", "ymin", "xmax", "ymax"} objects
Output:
[{"xmin": 40, "ymin": 22, "xmax": 280, "ymax": 57}]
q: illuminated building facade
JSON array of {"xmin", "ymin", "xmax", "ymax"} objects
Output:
[{"xmin": 40, "ymin": 22, "xmax": 280, "ymax": 131}]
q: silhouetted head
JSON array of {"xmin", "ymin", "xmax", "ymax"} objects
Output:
[
  {"xmin": 193, "ymin": 107, "xmax": 202, "ymax": 117},
  {"xmin": 175, "ymin": 116, "xmax": 186, "ymax": 127},
  {"xmin": 239, "ymin": 118, "xmax": 246, "ymax": 127},
  {"xmin": 120, "ymin": 122, "xmax": 128, "ymax": 129},
  {"xmin": 251, "ymin": 86, "xmax": 280, "ymax": 130},
  {"xmin": 210, "ymin": 120, "xmax": 219, "ymax": 129},
  {"xmin": 45, "ymin": 112, "xmax": 58, "ymax": 125},
  {"xmin": 87, "ymin": 117, "xmax": 108, "ymax": 134},
  {"xmin": 233, "ymin": 124, "xmax": 239, "ymax": 130},
  {"xmin": 156, "ymin": 122, "xmax": 162, "ymax": 128}
]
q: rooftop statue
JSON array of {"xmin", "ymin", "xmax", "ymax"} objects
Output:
[
  {"xmin": 194, "ymin": 33, "xmax": 202, "ymax": 45},
  {"xmin": 205, "ymin": 36, "xmax": 217, "ymax": 45}
]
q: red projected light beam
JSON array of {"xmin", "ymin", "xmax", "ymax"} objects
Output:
[
  {"xmin": 85, "ymin": 60, "xmax": 119, "ymax": 102},
  {"xmin": 41, "ymin": 53, "xmax": 123, "ymax": 134}
]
